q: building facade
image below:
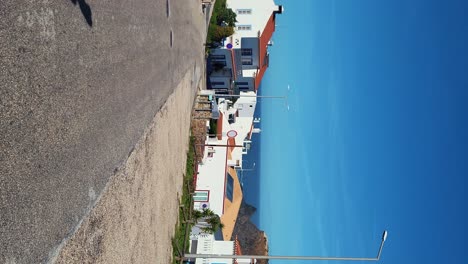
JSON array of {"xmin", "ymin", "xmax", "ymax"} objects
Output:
[{"xmin": 207, "ymin": 0, "xmax": 283, "ymax": 93}]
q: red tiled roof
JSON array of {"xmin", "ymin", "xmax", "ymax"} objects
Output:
[
  {"xmin": 228, "ymin": 137, "xmax": 236, "ymax": 153},
  {"xmin": 255, "ymin": 14, "xmax": 276, "ymax": 90},
  {"xmin": 217, "ymin": 112, "xmax": 223, "ymax": 140},
  {"xmin": 233, "ymin": 236, "xmax": 242, "ymax": 264},
  {"xmin": 234, "ymin": 236, "xmax": 243, "ymax": 255},
  {"xmin": 247, "ymin": 123, "xmax": 254, "ymax": 140},
  {"xmin": 230, "ymin": 49, "xmax": 237, "ymax": 81}
]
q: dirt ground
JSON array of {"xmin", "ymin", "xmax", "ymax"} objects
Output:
[{"xmin": 52, "ymin": 67, "xmax": 202, "ymax": 263}]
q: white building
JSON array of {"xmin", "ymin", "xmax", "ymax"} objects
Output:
[
  {"xmin": 216, "ymin": 91, "xmax": 259, "ymax": 168},
  {"xmin": 208, "ymin": 0, "xmax": 283, "ymax": 93},
  {"xmin": 192, "ymin": 92, "xmax": 260, "ymax": 241},
  {"xmin": 190, "ymin": 234, "xmax": 234, "ymax": 264},
  {"xmin": 188, "ymin": 235, "xmax": 256, "ymax": 264}
]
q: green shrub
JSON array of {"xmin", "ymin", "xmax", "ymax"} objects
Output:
[
  {"xmin": 208, "ymin": 119, "xmax": 217, "ymax": 136},
  {"xmin": 206, "ymin": 0, "xmax": 236, "ymax": 44},
  {"xmin": 212, "ymin": 26, "xmax": 234, "ymax": 42},
  {"xmin": 217, "ymin": 8, "xmax": 237, "ymax": 27}
]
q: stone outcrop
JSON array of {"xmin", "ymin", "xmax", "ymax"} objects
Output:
[{"xmin": 231, "ymin": 201, "xmax": 269, "ymax": 264}]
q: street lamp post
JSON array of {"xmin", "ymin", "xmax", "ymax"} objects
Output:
[
  {"xmin": 214, "ymin": 93, "xmax": 289, "ymax": 110},
  {"xmin": 184, "ymin": 231, "xmax": 388, "ymax": 261},
  {"xmin": 215, "ymin": 94, "xmax": 286, "ymax": 99},
  {"xmin": 235, "ymin": 162, "xmax": 256, "ymax": 171}
]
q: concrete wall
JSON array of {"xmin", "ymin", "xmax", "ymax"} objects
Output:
[
  {"xmin": 234, "ymin": 76, "xmax": 255, "ymax": 91},
  {"xmin": 195, "ymin": 145, "xmax": 228, "ymax": 215},
  {"xmin": 241, "ymin": 37, "xmax": 260, "ymax": 69}
]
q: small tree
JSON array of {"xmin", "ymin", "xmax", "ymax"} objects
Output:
[
  {"xmin": 208, "ymin": 119, "xmax": 218, "ymax": 136},
  {"xmin": 217, "ymin": 8, "xmax": 237, "ymax": 27},
  {"xmin": 200, "ymin": 215, "xmax": 224, "ymax": 234},
  {"xmin": 193, "ymin": 208, "xmax": 215, "ymax": 222},
  {"xmin": 212, "ymin": 26, "xmax": 234, "ymax": 42},
  {"xmin": 193, "ymin": 209, "xmax": 224, "ymax": 234}
]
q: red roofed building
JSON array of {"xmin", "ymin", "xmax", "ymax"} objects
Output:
[
  {"xmin": 234, "ymin": 236, "xmax": 257, "ymax": 264},
  {"xmin": 188, "ymin": 234, "xmax": 257, "ymax": 264},
  {"xmin": 233, "ymin": 236, "xmax": 257, "ymax": 264},
  {"xmin": 254, "ymin": 13, "xmax": 277, "ymax": 90},
  {"xmin": 217, "ymin": 112, "xmax": 224, "ymax": 140},
  {"xmin": 208, "ymin": 0, "xmax": 283, "ymax": 94}
]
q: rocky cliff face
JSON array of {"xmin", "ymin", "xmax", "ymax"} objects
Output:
[{"xmin": 231, "ymin": 201, "xmax": 269, "ymax": 264}]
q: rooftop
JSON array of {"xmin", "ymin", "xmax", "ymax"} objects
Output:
[
  {"xmin": 220, "ymin": 167, "xmax": 243, "ymax": 241},
  {"xmin": 255, "ymin": 14, "xmax": 276, "ymax": 90}
]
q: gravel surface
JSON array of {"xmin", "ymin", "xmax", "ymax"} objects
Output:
[{"xmin": 52, "ymin": 69, "xmax": 201, "ymax": 263}]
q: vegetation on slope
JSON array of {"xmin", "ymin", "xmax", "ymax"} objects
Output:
[{"xmin": 207, "ymin": 0, "xmax": 237, "ymax": 44}]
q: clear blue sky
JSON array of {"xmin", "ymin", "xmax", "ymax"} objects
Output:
[{"xmin": 251, "ymin": 0, "xmax": 468, "ymax": 263}]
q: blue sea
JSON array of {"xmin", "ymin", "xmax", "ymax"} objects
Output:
[
  {"xmin": 238, "ymin": 101, "xmax": 262, "ymax": 225},
  {"xmin": 242, "ymin": 0, "xmax": 468, "ymax": 263}
]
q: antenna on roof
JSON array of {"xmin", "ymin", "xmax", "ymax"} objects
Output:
[{"xmin": 274, "ymin": 5, "xmax": 284, "ymax": 16}]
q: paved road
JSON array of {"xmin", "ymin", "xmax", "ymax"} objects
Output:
[{"xmin": 0, "ymin": 0, "xmax": 206, "ymax": 263}]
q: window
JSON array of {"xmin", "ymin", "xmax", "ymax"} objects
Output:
[
  {"xmin": 211, "ymin": 55, "xmax": 226, "ymax": 60},
  {"xmin": 228, "ymin": 114, "xmax": 235, "ymax": 124},
  {"xmin": 211, "ymin": 55, "xmax": 226, "ymax": 68},
  {"xmin": 237, "ymin": 9, "xmax": 252, "ymax": 15},
  {"xmin": 207, "ymin": 147, "xmax": 215, "ymax": 157},
  {"xmin": 237, "ymin": 25, "xmax": 251, "ymax": 31},
  {"xmin": 211, "ymin": 81, "xmax": 225, "ymax": 86},
  {"xmin": 193, "ymin": 191, "xmax": 209, "ymax": 202},
  {"xmin": 238, "ymin": 86, "xmax": 249, "ymax": 90},
  {"xmin": 236, "ymin": 81, "xmax": 248, "ymax": 86},
  {"xmin": 242, "ymin": 58, "xmax": 253, "ymax": 65},
  {"xmin": 211, "ymin": 60, "xmax": 226, "ymax": 67},
  {"xmin": 226, "ymin": 175, "xmax": 234, "ymax": 202},
  {"xmin": 241, "ymin": 49, "xmax": 253, "ymax": 56}
]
